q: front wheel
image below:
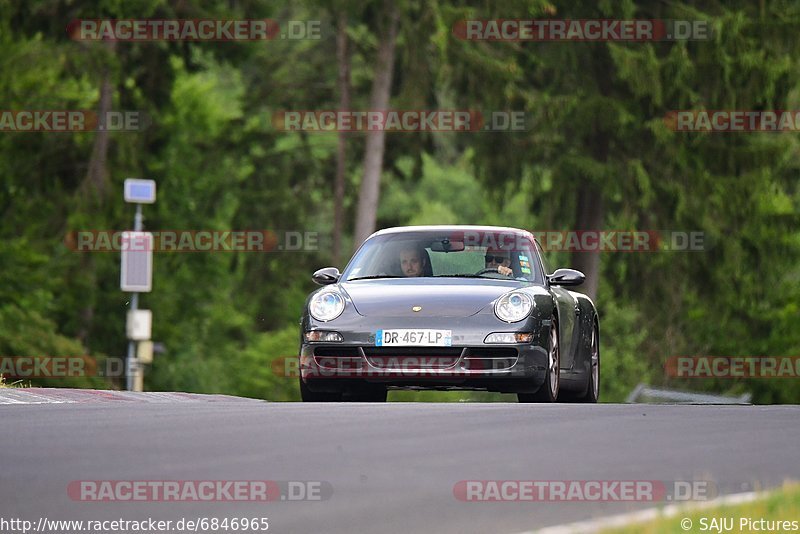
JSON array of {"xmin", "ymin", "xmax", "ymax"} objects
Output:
[
  {"xmin": 518, "ymin": 318, "xmax": 560, "ymax": 403},
  {"xmin": 343, "ymin": 389, "xmax": 387, "ymax": 402},
  {"xmin": 299, "ymin": 377, "xmax": 342, "ymax": 402},
  {"xmin": 575, "ymin": 321, "xmax": 599, "ymax": 403}
]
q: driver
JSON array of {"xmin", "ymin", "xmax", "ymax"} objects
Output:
[
  {"xmin": 484, "ymin": 247, "xmax": 513, "ymax": 277},
  {"xmin": 399, "ymin": 246, "xmax": 428, "ymax": 277}
]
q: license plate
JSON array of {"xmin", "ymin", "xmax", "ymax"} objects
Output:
[{"xmin": 376, "ymin": 329, "xmax": 452, "ymax": 347}]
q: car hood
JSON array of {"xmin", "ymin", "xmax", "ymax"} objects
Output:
[{"xmin": 339, "ymin": 279, "xmax": 524, "ymax": 318}]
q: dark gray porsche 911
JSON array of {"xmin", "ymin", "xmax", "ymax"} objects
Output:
[{"xmin": 298, "ymin": 226, "xmax": 599, "ymax": 403}]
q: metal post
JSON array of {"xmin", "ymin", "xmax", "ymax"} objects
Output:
[{"xmin": 126, "ymin": 204, "xmax": 144, "ymax": 392}]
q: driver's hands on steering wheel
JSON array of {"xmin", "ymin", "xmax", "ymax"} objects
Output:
[{"xmin": 477, "ymin": 265, "xmax": 513, "ymax": 276}]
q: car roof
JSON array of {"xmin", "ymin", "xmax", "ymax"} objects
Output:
[{"xmin": 369, "ymin": 225, "xmax": 534, "ymax": 239}]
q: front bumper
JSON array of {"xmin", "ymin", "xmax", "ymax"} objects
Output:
[
  {"xmin": 299, "ymin": 342, "xmax": 549, "ymax": 393},
  {"xmin": 299, "ymin": 304, "xmax": 553, "ymax": 393}
]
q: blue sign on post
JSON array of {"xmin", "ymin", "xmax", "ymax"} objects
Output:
[{"xmin": 124, "ymin": 178, "xmax": 156, "ymax": 204}]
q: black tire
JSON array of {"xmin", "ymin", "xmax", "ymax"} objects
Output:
[
  {"xmin": 299, "ymin": 377, "xmax": 342, "ymax": 402},
  {"xmin": 343, "ymin": 389, "xmax": 388, "ymax": 402},
  {"xmin": 518, "ymin": 318, "xmax": 560, "ymax": 403},
  {"xmin": 575, "ymin": 321, "xmax": 599, "ymax": 403}
]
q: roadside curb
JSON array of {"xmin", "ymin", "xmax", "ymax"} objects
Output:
[{"xmin": 520, "ymin": 490, "xmax": 766, "ymax": 534}]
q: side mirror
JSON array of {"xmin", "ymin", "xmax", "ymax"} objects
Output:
[
  {"xmin": 548, "ymin": 268, "xmax": 585, "ymax": 287},
  {"xmin": 312, "ymin": 267, "xmax": 341, "ymax": 286}
]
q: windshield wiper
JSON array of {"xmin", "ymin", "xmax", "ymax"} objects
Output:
[
  {"xmin": 347, "ymin": 275, "xmax": 402, "ymax": 281},
  {"xmin": 433, "ymin": 274, "xmax": 529, "ymax": 281},
  {"xmin": 432, "ymin": 274, "xmax": 490, "ymax": 278}
]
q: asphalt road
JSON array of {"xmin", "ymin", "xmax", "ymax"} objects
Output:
[{"xmin": 2, "ymin": 390, "xmax": 799, "ymax": 534}]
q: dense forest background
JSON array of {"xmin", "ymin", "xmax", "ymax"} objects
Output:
[{"xmin": 1, "ymin": 0, "xmax": 798, "ymax": 402}]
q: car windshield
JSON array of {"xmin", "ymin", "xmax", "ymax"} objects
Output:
[{"xmin": 342, "ymin": 230, "xmax": 543, "ymax": 283}]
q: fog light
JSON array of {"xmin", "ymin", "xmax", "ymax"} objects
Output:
[
  {"xmin": 304, "ymin": 331, "xmax": 343, "ymax": 342},
  {"xmin": 485, "ymin": 332, "xmax": 532, "ymax": 344}
]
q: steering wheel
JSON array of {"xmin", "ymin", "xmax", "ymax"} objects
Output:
[{"xmin": 475, "ymin": 267, "xmax": 500, "ymax": 276}]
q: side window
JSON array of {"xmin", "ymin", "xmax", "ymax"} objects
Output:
[{"xmin": 534, "ymin": 239, "xmax": 551, "ymax": 277}]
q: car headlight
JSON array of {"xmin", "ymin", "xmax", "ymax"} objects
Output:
[
  {"xmin": 309, "ymin": 290, "xmax": 345, "ymax": 322},
  {"xmin": 494, "ymin": 291, "xmax": 533, "ymax": 323}
]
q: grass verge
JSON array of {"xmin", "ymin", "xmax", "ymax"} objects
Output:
[
  {"xmin": 0, "ymin": 374, "xmax": 28, "ymax": 388},
  {"xmin": 601, "ymin": 482, "xmax": 800, "ymax": 534}
]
